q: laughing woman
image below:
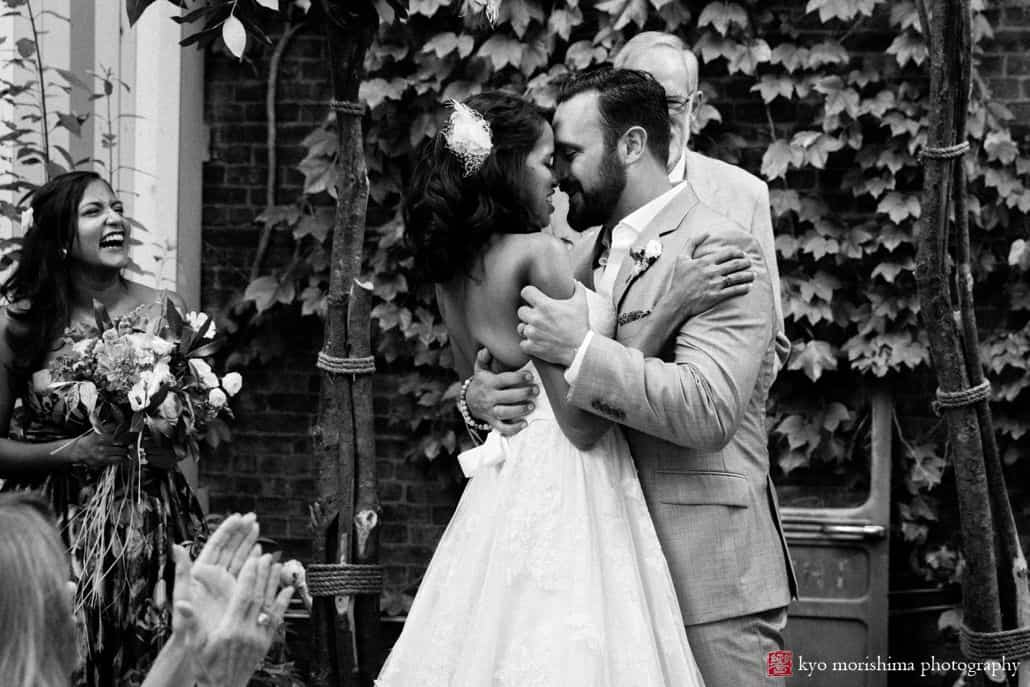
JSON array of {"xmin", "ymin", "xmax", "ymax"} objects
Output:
[{"xmin": 0, "ymin": 172, "xmax": 206, "ymax": 687}]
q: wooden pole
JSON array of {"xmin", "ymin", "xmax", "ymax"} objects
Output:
[
  {"xmin": 309, "ymin": 2, "xmax": 379, "ymax": 685},
  {"xmin": 915, "ymin": 1, "xmax": 1013, "ymax": 683}
]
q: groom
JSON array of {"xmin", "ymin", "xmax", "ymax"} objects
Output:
[{"xmin": 468, "ymin": 68, "xmax": 796, "ymax": 684}]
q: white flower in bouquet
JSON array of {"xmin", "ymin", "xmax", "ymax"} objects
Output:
[
  {"xmin": 72, "ymin": 338, "xmax": 95, "ymax": 357},
  {"xmin": 32, "ymin": 369, "xmax": 51, "ymax": 393},
  {"xmin": 78, "ymin": 381, "xmax": 99, "ymax": 414},
  {"xmin": 186, "ymin": 311, "xmax": 216, "ymax": 339},
  {"xmin": 208, "ymin": 388, "xmax": 228, "ymax": 409},
  {"xmin": 643, "ymin": 239, "xmax": 662, "ymax": 260},
  {"xmin": 148, "ymin": 361, "xmax": 173, "ymax": 396},
  {"xmin": 128, "ymin": 376, "xmax": 150, "ymax": 412},
  {"xmin": 221, "ymin": 371, "xmax": 243, "ymax": 397},
  {"xmin": 158, "ymin": 392, "xmax": 182, "ymax": 421},
  {"xmin": 20, "ymin": 206, "xmax": 33, "ymax": 229},
  {"xmin": 189, "ymin": 359, "xmax": 220, "ymax": 389}
]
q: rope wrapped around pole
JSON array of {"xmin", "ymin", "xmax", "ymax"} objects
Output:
[
  {"xmin": 307, "ymin": 563, "xmax": 384, "ymax": 596},
  {"xmin": 317, "ymin": 353, "xmax": 376, "ymax": 375},
  {"xmin": 330, "ymin": 99, "xmax": 365, "ymax": 117},
  {"xmin": 933, "ymin": 380, "xmax": 992, "ymax": 414},
  {"xmin": 961, "ymin": 623, "xmax": 1030, "ymax": 662}
]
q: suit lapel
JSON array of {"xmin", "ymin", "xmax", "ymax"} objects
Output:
[{"xmin": 612, "ymin": 183, "xmax": 700, "ymax": 311}]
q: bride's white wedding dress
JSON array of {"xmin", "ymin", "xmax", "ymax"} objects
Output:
[{"xmin": 376, "ymin": 289, "xmax": 705, "ymax": 687}]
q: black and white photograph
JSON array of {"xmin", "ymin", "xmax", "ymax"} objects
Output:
[{"xmin": 1, "ymin": 0, "xmax": 1029, "ymax": 685}]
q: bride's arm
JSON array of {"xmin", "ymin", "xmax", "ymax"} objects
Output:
[{"xmin": 522, "ymin": 236, "xmax": 613, "ymax": 451}]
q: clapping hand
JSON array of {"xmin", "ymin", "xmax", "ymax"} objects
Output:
[{"xmin": 169, "ymin": 512, "xmax": 293, "ymax": 687}]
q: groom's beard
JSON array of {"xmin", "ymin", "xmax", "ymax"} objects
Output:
[{"xmin": 563, "ymin": 149, "xmax": 626, "ymax": 232}]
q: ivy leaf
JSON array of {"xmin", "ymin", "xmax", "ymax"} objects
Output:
[
  {"xmin": 770, "ymin": 43, "xmax": 810, "ymax": 72},
  {"xmin": 1008, "ymin": 239, "xmax": 1030, "ymax": 271},
  {"xmin": 360, "ymin": 78, "xmax": 407, "ymax": 110},
  {"xmin": 548, "ymin": 7, "xmax": 582, "ymax": 41},
  {"xmin": 778, "ymin": 450, "xmax": 809, "ymax": 475},
  {"xmin": 775, "ymin": 414, "xmax": 823, "ymax": 450},
  {"xmin": 984, "ymin": 130, "xmax": 1019, "ymax": 165},
  {"xmin": 877, "ymin": 192, "xmax": 921, "ymax": 223},
  {"xmin": 423, "ymin": 33, "xmax": 475, "ymax": 59},
  {"xmin": 729, "ymin": 39, "xmax": 771, "ymax": 75},
  {"xmin": 761, "ymin": 139, "xmax": 804, "ymax": 180},
  {"xmin": 695, "ymin": 33, "xmax": 745, "ymax": 66},
  {"xmin": 814, "ymin": 76, "xmax": 861, "ymax": 118},
  {"xmin": 596, "ymin": 0, "xmax": 650, "ymax": 29},
  {"xmin": 243, "ymin": 276, "xmax": 279, "ymax": 313},
  {"xmin": 409, "ymin": 0, "xmax": 448, "ymax": 16},
  {"xmin": 889, "ymin": 1, "xmax": 921, "ymax": 31},
  {"xmin": 806, "ymin": 41, "xmax": 849, "ymax": 68},
  {"xmin": 886, "ymin": 32, "xmax": 927, "ymax": 67},
  {"xmin": 789, "ymin": 340, "xmax": 838, "ymax": 382},
  {"xmin": 907, "ymin": 444, "xmax": 946, "ymax": 491},
  {"xmin": 775, "ymin": 234, "xmax": 800, "ymax": 260},
  {"xmin": 861, "ymin": 90, "xmax": 896, "ymax": 118},
  {"xmin": 770, "ymin": 189, "xmax": 801, "ymax": 218},
  {"xmin": 806, "ymin": 0, "xmax": 878, "ymax": 22},
  {"xmin": 871, "ymin": 257, "xmax": 915, "ymax": 283},
  {"xmin": 565, "ymin": 41, "xmax": 607, "ymax": 70},
  {"xmin": 478, "ymin": 34, "xmax": 524, "ymax": 71},
  {"xmin": 697, "ymin": 2, "xmax": 749, "ymax": 35},
  {"xmin": 255, "ymin": 0, "xmax": 278, "ymax": 9},
  {"xmin": 222, "ymin": 15, "xmax": 246, "ymax": 60},
  {"xmin": 751, "ymin": 74, "xmax": 794, "ymax": 103},
  {"xmin": 805, "ymin": 134, "xmax": 845, "ymax": 168},
  {"xmin": 520, "ymin": 39, "xmax": 548, "ymax": 76},
  {"xmin": 497, "ymin": 0, "xmax": 544, "ymax": 38},
  {"xmin": 822, "ymin": 402, "xmax": 852, "ymax": 431}
]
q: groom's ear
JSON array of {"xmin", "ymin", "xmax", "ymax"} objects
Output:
[{"xmin": 619, "ymin": 125, "xmax": 649, "ymax": 165}]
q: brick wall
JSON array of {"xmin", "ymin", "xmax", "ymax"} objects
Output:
[{"xmin": 199, "ymin": 7, "xmax": 1030, "ymax": 590}]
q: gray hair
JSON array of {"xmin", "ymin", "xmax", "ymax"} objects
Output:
[{"xmin": 612, "ymin": 31, "xmax": 699, "ymax": 95}]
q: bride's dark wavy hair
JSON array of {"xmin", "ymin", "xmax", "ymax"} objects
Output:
[
  {"xmin": 2, "ymin": 171, "xmax": 106, "ymax": 368},
  {"xmin": 404, "ymin": 92, "xmax": 549, "ymax": 283}
]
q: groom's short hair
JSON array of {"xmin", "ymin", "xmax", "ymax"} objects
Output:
[{"xmin": 556, "ymin": 67, "xmax": 671, "ymax": 165}]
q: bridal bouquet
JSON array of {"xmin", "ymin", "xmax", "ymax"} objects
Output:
[
  {"xmin": 37, "ymin": 299, "xmax": 240, "ymax": 468},
  {"xmin": 33, "ymin": 299, "xmax": 242, "ymax": 612}
]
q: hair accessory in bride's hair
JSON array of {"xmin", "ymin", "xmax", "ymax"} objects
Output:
[{"xmin": 443, "ymin": 99, "xmax": 493, "ymax": 177}]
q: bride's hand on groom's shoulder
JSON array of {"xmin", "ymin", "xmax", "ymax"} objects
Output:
[
  {"xmin": 465, "ymin": 349, "xmax": 539, "ymax": 437},
  {"xmin": 660, "ymin": 232, "xmax": 755, "ymax": 319}
]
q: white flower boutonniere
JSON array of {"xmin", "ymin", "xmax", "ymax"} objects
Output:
[{"xmin": 628, "ymin": 239, "xmax": 663, "ymax": 279}]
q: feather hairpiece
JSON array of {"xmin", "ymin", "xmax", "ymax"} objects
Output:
[{"xmin": 443, "ymin": 99, "xmax": 493, "ymax": 177}]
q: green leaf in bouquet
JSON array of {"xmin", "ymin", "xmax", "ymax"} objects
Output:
[
  {"xmin": 130, "ymin": 411, "xmax": 146, "ymax": 434},
  {"xmin": 204, "ymin": 417, "xmax": 232, "ymax": 448},
  {"xmin": 189, "ymin": 338, "xmax": 226, "ymax": 358},
  {"xmin": 164, "ymin": 297, "xmax": 185, "ymax": 338},
  {"xmin": 92, "ymin": 299, "xmax": 114, "ymax": 332}
]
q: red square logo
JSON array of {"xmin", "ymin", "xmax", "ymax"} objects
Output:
[{"xmin": 767, "ymin": 650, "xmax": 793, "ymax": 677}]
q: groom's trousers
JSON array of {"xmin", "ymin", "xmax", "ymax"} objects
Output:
[{"xmin": 685, "ymin": 605, "xmax": 789, "ymax": 685}]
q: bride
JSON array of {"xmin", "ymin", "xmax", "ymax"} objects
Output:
[{"xmin": 377, "ymin": 92, "xmax": 733, "ymax": 685}]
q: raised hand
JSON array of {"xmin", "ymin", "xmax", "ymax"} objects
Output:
[
  {"xmin": 464, "ymin": 348, "xmax": 539, "ymax": 436},
  {"xmin": 638, "ymin": 232, "xmax": 756, "ymax": 352},
  {"xmin": 195, "ymin": 512, "xmax": 261, "ymax": 576},
  {"xmin": 174, "ymin": 553, "xmax": 294, "ymax": 687}
]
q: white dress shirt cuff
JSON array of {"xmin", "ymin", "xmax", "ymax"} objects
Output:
[{"xmin": 563, "ymin": 330, "xmax": 595, "ymax": 385}]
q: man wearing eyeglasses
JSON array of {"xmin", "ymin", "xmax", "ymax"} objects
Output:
[{"xmin": 614, "ymin": 32, "xmax": 789, "ymax": 372}]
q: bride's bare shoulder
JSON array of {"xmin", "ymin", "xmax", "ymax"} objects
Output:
[{"xmin": 487, "ymin": 232, "xmax": 569, "ymax": 275}]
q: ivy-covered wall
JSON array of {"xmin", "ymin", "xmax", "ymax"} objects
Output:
[{"xmin": 198, "ymin": 0, "xmax": 1030, "ymax": 605}]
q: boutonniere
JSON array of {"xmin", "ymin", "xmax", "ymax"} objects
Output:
[{"xmin": 628, "ymin": 239, "xmax": 662, "ymax": 279}]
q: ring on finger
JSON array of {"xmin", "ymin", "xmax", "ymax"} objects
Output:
[{"xmin": 257, "ymin": 611, "xmax": 272, "ymax": 627}]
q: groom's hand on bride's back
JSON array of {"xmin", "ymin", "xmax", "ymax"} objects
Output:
[{"xmin": 465, "ymin": 348, "xmax": 539, "ymax": 436}]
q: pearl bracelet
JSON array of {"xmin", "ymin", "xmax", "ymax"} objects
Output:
[{"xmin": 458, "ymin": 377, "xmax": 491, "ymax": 432}]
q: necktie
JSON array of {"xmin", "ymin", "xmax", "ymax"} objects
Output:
[{"xmin": 596, "ymin": 222, "xmax": 635, "ymax": 301}]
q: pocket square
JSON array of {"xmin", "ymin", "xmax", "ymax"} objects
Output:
[{"xmin": 617, "ymin": 309, "xmax": 651, "ymax": 327}]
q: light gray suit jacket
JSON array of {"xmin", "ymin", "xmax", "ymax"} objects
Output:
[
  {"xmin": 682, "ymin": 149, "xmax": 790, "ymax": 372},
  {"xmin": 569, "ymin": 182, "xmax": 797, "ymax": 626}
]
